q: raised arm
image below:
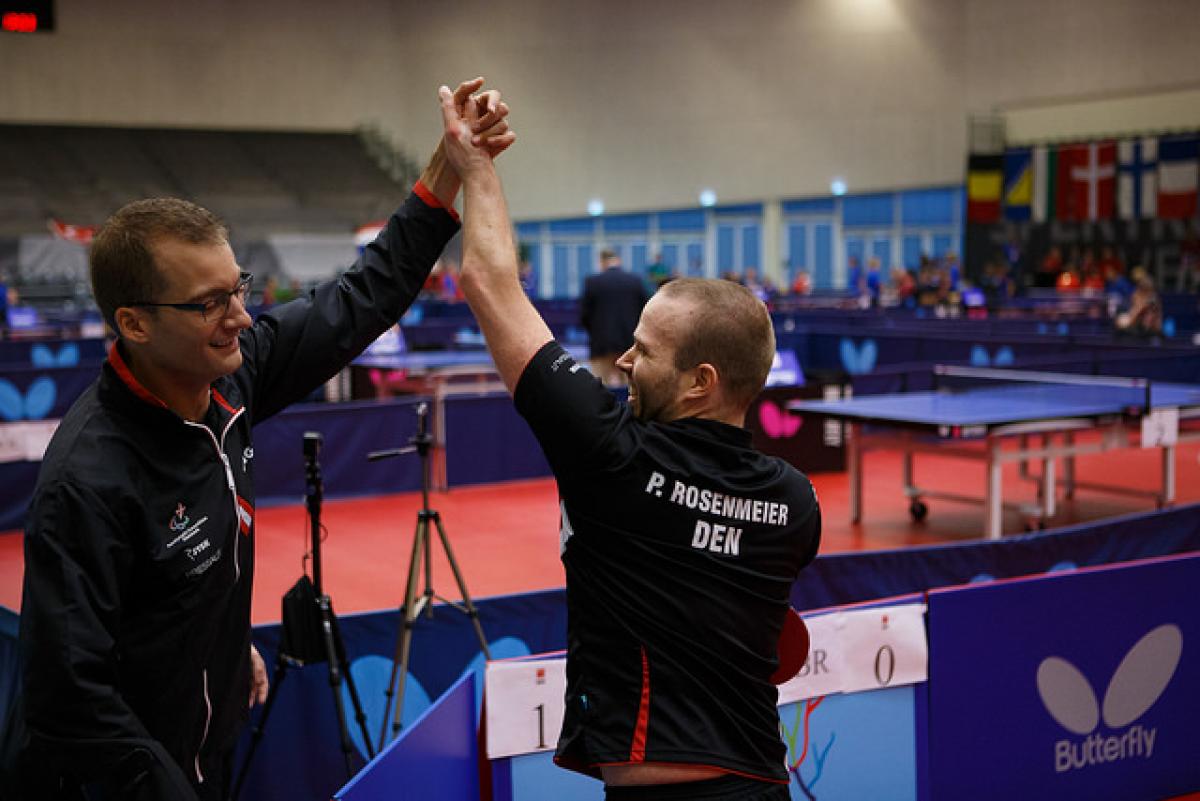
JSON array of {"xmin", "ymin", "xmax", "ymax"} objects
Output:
[{"xmin": 438, "ymin": 81, "xmax": 553, "ymax": 395}]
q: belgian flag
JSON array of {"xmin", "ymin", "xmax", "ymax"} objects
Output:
[{"xmin": 966, "ymin": 154, "xmax": 1003, "ymax": 224}]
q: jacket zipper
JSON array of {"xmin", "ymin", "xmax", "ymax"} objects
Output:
[
  {"xmin": 195, "ymin": 669, "xmax": 212, "ymax": 783},
  {"xmin": 182, "ymin": 404, "xmax": 246, "ymax": 779},
  {"xmin": 184, "ymin": 406, "xmax": 246, "ymax": 581}
]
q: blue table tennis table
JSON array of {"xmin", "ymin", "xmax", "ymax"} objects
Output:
[{"xmin": 791, "ymin": 366, "xmax": 1200, "ymax": 539}]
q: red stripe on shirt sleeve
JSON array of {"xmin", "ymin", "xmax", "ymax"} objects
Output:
[
  {"xmin": 413, "ymin": 180, "xmax": 461, "ymax": 223},
  {"xmin": 629, "ymin": 645, "xmax": 651, "ymax": 762}
]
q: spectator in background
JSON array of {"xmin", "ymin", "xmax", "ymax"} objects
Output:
[
  {"xmin": 581, "ymin": 248, "xmax": 650, "ymax": 386},
  {"xmin": 0, "ymin": 273, "xmax": 9, "ymax": 326},
  {"xmin": 887, "ymin": 265, "xmax": 917, "ymax": 307},
  {"xmin": 981, "ymin": 259, "xmax": 1014, "ymax": 311},
  {"xmin": 742, "ymin": 266, "xmax": 769, "ymax": 302},
  {"xmin": 1098, "ymin": 246, "xmax": 1124, "ymax": 279},
  {"xmin": 864, "ymin": 257, "xmax": 883, "ymax": 305},
  {"xmin": 942, "ymin": 253, "xmax": 961, "ymax": 290},
  {"xmin": 846, "ymin": 256, "xmax": 864, "ymax": 297},
  {"xmin": 1038, "ymin": 245, "xmax": 1063, "ymax": 288},
  {"xmin": 1115, "ymin": 267, "xmax": 1163, "ymax": 338},
  {"xmin": 646, "ymin": 252, "xmax": 672, "ymax": 289},
  {"xmin": 790, "ymin": 268, "xmax": 812, "ymax": 296},
  {"xmin": 1180, "ymin": 235, "xmax": 1200, "ymax": 293}
]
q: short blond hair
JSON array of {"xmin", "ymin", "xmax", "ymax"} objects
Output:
[{"xmin": 657, "ymin": 278, "xmax": 775, "ymax": 409}]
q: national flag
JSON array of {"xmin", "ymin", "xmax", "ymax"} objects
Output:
[
  {"xmin": 967, "ymin": 154, "xmax": 1003, "ymax": 223},
  {"xmin": 1118, "ymin": 137, "xmax": 1157, "ymax": 220},
  {"xmin": 47, "ymin": 219, "xmax": 98, "ymax": 245},
  {"xmin": 1060, "ymin": 142, "xmax": 1116, "ymax": 221},
  {"xmin": 1032, "ymin": 145, "xmax": 1057, "ymax": 223},
  {"xmin": 1157, "ymin": 135, "xmax": 1199, "ymax": 219},
  {"xmin": 237, "ymin": 495, "xmax": 254, "ymax": 535},
  {"xmin": 1003, "ymin": 148, "xmax": 1032, "ymax": 221}
]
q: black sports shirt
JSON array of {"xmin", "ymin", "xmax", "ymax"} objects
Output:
[{"xmin": 514, "ymin": 341, "xmax": 821, "ymax": 783}]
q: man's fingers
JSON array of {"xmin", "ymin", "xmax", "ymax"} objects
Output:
[
  {"xmin": 472, "ymin": 98, "xmax": 509, "ymax": 134},
  {"xmin": 452, "ymin": 77, "xmax": 485, "ymax": 111},
  {"xmin": 438, "ymin": 85, "xmax": 458, "ymax": 129},
  {"xmin": 484, "ymin": 131, "xmax": 517, "ymax": 158},
  {"xmin": 471, "ymin": 117, "xmax": 510, "ymax": 145}
]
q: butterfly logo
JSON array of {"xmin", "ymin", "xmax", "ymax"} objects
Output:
[
  {"xmin": 969, "ymin": 345, "xmax": 1014, "ymax": 367},
  {"xmin": 838, "ymin": 338, "xmax": 877, "ymax": 375},
  {"xmin": 758, "ymin": 400, "xmax": 802, "ymax": 439},
  {"xmin": 1037, "ymin": 623, "xmax": 1181, "ymax": 736},
  {"xmin": 30, "ymin": 343, "xmax": 80, "ymax": 368},
  {"xmin": 0, "ymin": 377, "xmax": 57, "ymax": 421}
]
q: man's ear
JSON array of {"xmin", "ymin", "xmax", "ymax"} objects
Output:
[
  {"xmin": 685, "ymin": 363, "xmax": 719, "ymax": 400},
  {"xmin": 115, "ymin": 307, "xmax": 151, "ymax": 344}
]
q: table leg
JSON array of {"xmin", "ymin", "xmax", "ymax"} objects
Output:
[
  {"xmin": 1063, "ymin": 431, "xmax": 1075, "ymax": 500},
  {"xmin": 1041, "ymin": 442, "xmax": 1056, "ymax": 520},
  {"xmin": 985, "ymin": 438, "xmax": 1002, "ymax": 539},
  {"xmin": 849, "ymin": 422, "xmax": 863, "ymax": 524},
  {"xmin": 1163, "ymin": 444, "xmax": 1176, "ymax": 506}
]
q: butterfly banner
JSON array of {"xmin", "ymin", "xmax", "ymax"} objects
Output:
[
  {"xmin": 0, "ymin": 365, "xmax": 98, "ymax": 422},
  {"xmin": 926, "ymin": 553, "xmax": 1199, "ymax": 801},
  {"xmin": 745, "ymin": 386, "xmax": 847, "ymax": 474}
]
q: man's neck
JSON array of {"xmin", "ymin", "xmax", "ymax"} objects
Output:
[{"xmin": 121, "ymin": 347, "xmax": 211, "ymax": 422}]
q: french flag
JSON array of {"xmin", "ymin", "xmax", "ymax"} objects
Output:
[{"xmin": 1157, "ymin": 135, "xmax": 1199, "ymax": 219}]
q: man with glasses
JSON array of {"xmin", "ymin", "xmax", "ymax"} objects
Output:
[{"xmin": 7, "ymin": 79, "xmax": 513, "ymax": 800}]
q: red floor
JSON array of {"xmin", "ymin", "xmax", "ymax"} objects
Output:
[{"xmin": 2, "ymin": 439, "xmax": 1197, "ymax": 625}]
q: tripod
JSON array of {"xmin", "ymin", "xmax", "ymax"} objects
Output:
[
  {"xmin": 370, "ymin": 402, "xmax": 491, "ymax": 750},
  {"xmin": 233, "ymin": 432, "xmax": 374, "ymax": 799}
]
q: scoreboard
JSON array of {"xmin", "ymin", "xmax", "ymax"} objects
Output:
[{"xmin": 1, "ymin": 0, "xmax": 53, "ymax": 33}]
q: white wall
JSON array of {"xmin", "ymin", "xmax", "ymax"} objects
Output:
[{"xmin": 2, "ymin": 0, "xmax": 1198, "ymax": 220}]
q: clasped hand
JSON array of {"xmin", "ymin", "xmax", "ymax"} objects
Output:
[{"xmin": 440, "ymin": 76, "xmax": 515, "ymax": 175}]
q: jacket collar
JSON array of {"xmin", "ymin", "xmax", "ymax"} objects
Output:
[{"xmin": 103, "ymin": 340, "xmax": 245, "ymax": 424}]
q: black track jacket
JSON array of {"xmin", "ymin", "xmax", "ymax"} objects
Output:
[{"xmin": 10, "ymin": 190, "xmax": 458, "ymax": 799}]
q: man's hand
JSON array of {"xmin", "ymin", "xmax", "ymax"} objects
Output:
[
  {"xmin": 249, "ymin": 644, "xmax": 269, "ymax": 708},
  {"xmin": 440, "ymin": 77, "xmax": 516, "ymax": 176},
  {"xmin": 457, "ymin": 79, "xmax": 514, "ymax": 159}
]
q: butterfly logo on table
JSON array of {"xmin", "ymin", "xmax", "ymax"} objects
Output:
[
  {"xmin": 838, "ymin": 338, "xmax": 877, "ymax": 375},
  {"xmin": 0, "ymin": 377, "xmax": 57, "ymax": 422},
  {"xmin": 969, "ymin": 345, "xmax": 1015, "ymax": 367}
]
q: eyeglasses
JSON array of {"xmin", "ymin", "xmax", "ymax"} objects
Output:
[{"xmin": 128, "ymin": 272, "xmax": 253, "ymax": 322}]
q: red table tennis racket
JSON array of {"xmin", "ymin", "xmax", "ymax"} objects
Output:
[{"xmin": 771, "ymin": 607, "xmax": 810, "ymax": 685}]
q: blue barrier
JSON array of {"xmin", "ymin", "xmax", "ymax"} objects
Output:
[
  {"xmin": 791, "ymin": 502, "xmax": 1200, "ymax": 611},
  {"xmin": 927, "ymin": 553, "xmax": 1199, "ymax": 801},
  {"xmin": 335, "ymin": 673, "xmax": 478, "ymax": 801}
]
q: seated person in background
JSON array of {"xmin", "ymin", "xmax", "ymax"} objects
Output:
[
  {"xmin": 1037, "ymin": 245, "xmax": 1064, "ymax": 288},
  {"xmin": 1056, "ymin": 267, "xmax": 1082, "ymax": 292},
  {"xmin": 790, "ymin": 268, "xmax": 812, "ymax": 296},
  {"xmin": 1115, "ymin": 268, "xmax": 1163, "ymax": 337}
]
